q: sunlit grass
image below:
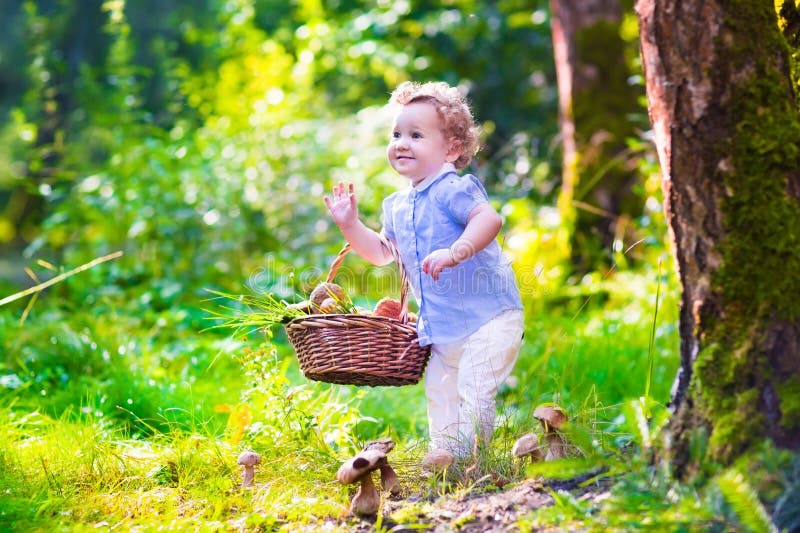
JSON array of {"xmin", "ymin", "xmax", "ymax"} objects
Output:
[
  {"xmin": 0, "ymin": 402, "xmax": 353, "ymax": 531},
  {"xmin": 0, "ymin": 260, "xmax": 698, "ymax": 531}
]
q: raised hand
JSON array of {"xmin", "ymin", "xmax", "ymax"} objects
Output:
[{"xmin": 323, "ymin": 182, "xmax": 359, "ymax": 230}]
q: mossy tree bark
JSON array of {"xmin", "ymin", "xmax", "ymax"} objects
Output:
[
  {"xmin": 550, "ymin": 0, "xmax": 643, "ymax": 272},
  {"xmin": 636, "ymin": 0, "xmax": 800, "ymax": 474}
]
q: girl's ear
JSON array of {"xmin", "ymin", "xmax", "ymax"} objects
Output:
[{"xmin": 445, "ymin": 139, "xmax": 462, "ymax": 163}]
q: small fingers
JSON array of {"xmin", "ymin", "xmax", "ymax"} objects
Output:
[{"xmin": 331, "ymin": 181, "xmax": 355, "ymax": 201}]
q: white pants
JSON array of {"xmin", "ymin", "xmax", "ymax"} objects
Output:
[{"xmin": 424, "ymin": 309, "xmax": 524, "ymax": 457}]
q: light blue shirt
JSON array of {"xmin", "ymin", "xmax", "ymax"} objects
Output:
[{"xmin": 382, "ymin": 165, "xmax": 523, "ymax": 346}]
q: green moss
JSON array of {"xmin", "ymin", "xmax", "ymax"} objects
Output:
[
  {"xmin": 777, "ymin": 377, "xmax": 800, "ymax": 429},
  {"xmin": 718, "ymin": 55, "xmax": 800, "ymax": 325},
  {"xmin": 708, "ymin": 390, "xmax": 765, "ymax": 462},
  {"xmin": 692, "ymin": 344, "xmax": 771, "ymax": 463}
]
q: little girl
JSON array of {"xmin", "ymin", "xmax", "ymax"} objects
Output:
[{"xmin": 324, "ymin": 81, "xmax": 524, "ymax": 466}]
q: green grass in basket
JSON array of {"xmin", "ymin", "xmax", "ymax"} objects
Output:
[
  {"xmin": 202, "ymin": 289, "xmax": 307, "ymax": 333},
  {"xmin": 202, "ymin": 288, "xmax": 356, "ymax": 336}
]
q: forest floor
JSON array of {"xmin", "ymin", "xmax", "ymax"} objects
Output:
[{"xmin": 337, "ymin": 469, "xmax": 610, "ymax": 532}]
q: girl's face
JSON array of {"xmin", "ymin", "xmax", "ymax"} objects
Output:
[{"xmin": 387, "ymin": 101, "xmax": 459, "ymax": 185}]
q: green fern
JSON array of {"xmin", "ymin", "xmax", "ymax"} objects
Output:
[{"xmin": 717, "ymin": 469, "xmax": 777, "ymax": 533}]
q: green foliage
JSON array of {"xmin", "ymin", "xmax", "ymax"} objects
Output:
[
  {"xmin": 717, "ymin": 469, "xmax": 777, "ymax": 533},
  {"xmin": 0, "ymin": 298, "xmax": 242, "ymax": 436},
  {"xmin": 234, "ymin": 341, "xmax": 374, "ymax": 456}
]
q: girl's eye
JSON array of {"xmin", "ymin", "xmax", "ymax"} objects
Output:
[
  {"xmin": 391, "ymin": 131, "xmax": 400, "ymax": 139},
  {"xmin": 412, "ymin": 132, "xmax": 422, "ymax": 139}
]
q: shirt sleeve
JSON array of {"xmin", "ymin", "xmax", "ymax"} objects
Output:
[
  {"xmin": 434, "ymin": 174, "xmax": 489, "ymax": 224},
  {"xmin": 381, "ymin": 194, "xmax": 396, "ymax": 241}
]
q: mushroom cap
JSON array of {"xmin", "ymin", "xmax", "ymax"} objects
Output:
[
  {"xmin": 337, "ymin": 449, "xmax": 386, "ymax": 484},
  {"xmin": 362, "ymin": 437, "xmax": 395, "ymax": 455},
  {"xmin": 237, "ymin": 450, "xmax": 261, "ymax": 466},
  {"xmin": 285, "ymin": 300, "xmax": 312, "ymax": 313},
  {"xmin": 309, "ymin": 282, "xmax": 345, "ymax": 306},
  {"xmin": 533, "ymin": 405, "xmax": 567, "ymax": 430},
  {"xmin": 421, "ymin": 449, "xmax": 454, "ymax": 471},
  {"xmin": 373, "ymin": 298, "xmax": 402, "ymax": 319},
  {"xmin": 511, "ymin": 433, "xmax": 543, "ymax": 459}
]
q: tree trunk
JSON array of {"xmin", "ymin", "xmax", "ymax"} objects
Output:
[
  {"xmin": 636, "ymin": 0, "xmax": 800, "ymax": 474},
  {"xmin": 550, "ymin": 0, "xmax": 643, "ymax": 272}
]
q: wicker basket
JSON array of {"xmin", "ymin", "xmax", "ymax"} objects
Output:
[{"xmin": 285, "ymin": 239, "xmax": 431, "ymax": 387}]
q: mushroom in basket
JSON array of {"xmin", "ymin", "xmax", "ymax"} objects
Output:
[
  {"xmin": 286, "ymin": 282, "xmax": 347, "ymax": 314},
  {"xmin": 372, "ymin": 297, "xmax": 417, "ymax": 322}
]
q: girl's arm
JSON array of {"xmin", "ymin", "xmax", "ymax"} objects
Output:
[
  {"xmin": 422, "ymin": 202, "xmax": 502, "ymax": 281},
  {"xmin": 323, "ymin": 182, "xmax": 394, "ymax": 266}
]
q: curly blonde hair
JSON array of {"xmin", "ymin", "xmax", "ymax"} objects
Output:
[{"xmin": 389, "ymin": 81, "xmax": 480, "ymax": 170}]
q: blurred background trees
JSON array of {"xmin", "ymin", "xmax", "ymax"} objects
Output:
[
  {"xmin": 550, "ymin": 0, "xmax": 646, "ymax": 273},
  {"xmin": 0, "ymin": 0, "xmax": 668, "ymax": 433},
  {"xmin": 1, "ymin": 0, "xmax": 660, "ymax": 292}
]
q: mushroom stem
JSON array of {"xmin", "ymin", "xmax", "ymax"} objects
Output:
[
  {"xmin": 533, "ymin": 405, "xmax": 570, "ymax": 462},
  {"xmin": 350, "ymin": 473, "xmax": 380, "ymax": 517},
  {"xmin": 544, "ymin": 433, "xmax": 569, "ymax": 461},
  {"xmin": 379, "ymin": 464, "xmax": 401, "ymax": 496},
  {"xmin": 241, "ymin": 466, "xmax": 255, "ymax": 487}
]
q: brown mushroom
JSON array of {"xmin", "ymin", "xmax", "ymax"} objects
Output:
[
  {"xmin": 237, "ymin": 450, "xmax": 261, "ymax": 488},
  {"xmin": 337, "ymin": 448, "xmax": 386, "ymax": 517},
  {"xmin": 421, "ymin": 448, "xmax": 454, "ymax": 472},
  {"xmin": 318, "ymin": 297, "xmax": 339, "ymax": 314},
  {"xmin": 373, "ymin": 298, "xmax": 402, "ymax": 319},
  {"xmin": 378, "ymin": 464, "xmax": 401, "ymax": 496},
  {"xmin": 511, "ymin": 433, "xmax": 544, "ymax": 463},
  {"xmin": 533, "ymin": 405, "xmax": 570, "ymax": 461},
  {"xmin": 337, "ymin": 449, "xmax": 386, "ymax": 484},
  {"xmin": 285, "ymin": 300, "xmax": 312, "ymax": 314},
  {"xmin": 362, "ymin": 437, "xmax": 395, "ymax": 454},
  {"xmin": 309, "ymin": 282, "xmax": 345, "ymax": 307},
  {"xmin": 360, "ymin": 438, "xmax": 401, "ymax": 496}
]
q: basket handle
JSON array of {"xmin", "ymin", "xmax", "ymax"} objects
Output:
[{"xmin": 325, "ymin": 236, "xmax": 412, "ymax": 324}]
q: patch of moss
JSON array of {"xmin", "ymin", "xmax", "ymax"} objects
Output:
[
  {"xmin": 777, "ymin": 377, "xmax": 800, "ymax": 429},
  {"xmin": 708, "ymin": 390, "xmax": 766, "ymax": 462},
  {"xmin": 692, "ymin": 344, "xmax": 771, "ymax": 463}
]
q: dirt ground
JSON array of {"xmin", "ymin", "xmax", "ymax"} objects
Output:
[{"xmin": 342, "ymin": 469, "xmax": 610, "ymax": 532}]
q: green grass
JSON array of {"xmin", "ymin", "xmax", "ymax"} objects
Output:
[{"xmin": 4, "ymin": 261, "xmax": 791, "ymax": 531}]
